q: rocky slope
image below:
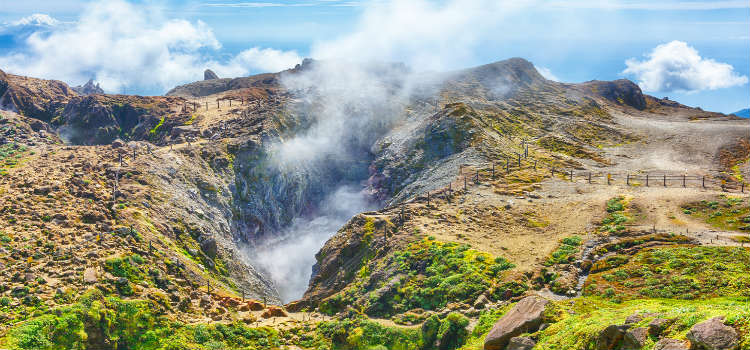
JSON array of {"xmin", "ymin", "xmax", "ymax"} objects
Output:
[{"xmin": 0, "ymin": 58, "xmax": 748, "ymax": 350}]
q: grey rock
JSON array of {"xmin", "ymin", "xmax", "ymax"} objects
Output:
[
  {"xmin": 200, "ymin": 238, "xmax": 218, "ymax": 258},
  {"xmin": 623, "ymin": 327, "xmax": 648, "ymax": 350},
  {"xmin": 686, "ymin": 317, "xmax": 739, "ymax": 350},
  {"xmin": 507, "ymin": 336, "xmax": 535, "ymax": 350},
  {"xmin": 483, "ymin": 296, "xmax": 548, "ymax": 350},
  {"xmin": 83, "ymin": 267, "xmax": 98, "ymax": 284},
  {"xmin": 649, "ymin": 318, "xmax": 676, "ymax": 337},
  {"xmin": 474, "ymin": 294, "xmax": 489, "ymax": 309},
  {"xmin": 654, "ymin": 338, "xmax": 689, "ymax": 350},
  {"xmin": 596, "ymin": 324, "xmax": 630, "ymax": 350},
  {"xmin": 204, "ymin": 69, "xmax": 219, "ymax": 80}
]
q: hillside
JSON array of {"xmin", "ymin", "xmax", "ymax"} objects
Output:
[
  {"xmin": 0, "ymin": 58, "xmax": 749, "ymax": 350},
  {"xmin": 733, "ymin": 108, "xmax": 750, "ymax": 118}
]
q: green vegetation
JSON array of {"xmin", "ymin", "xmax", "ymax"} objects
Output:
[
  {"xmin": 600, "ymin": 196, "xmax": 631, "ymax": 233},
  {"xmin": 586, "ymin": 246, "xmax": 750, "ymax": 300},
  {"xmin": 458, "ymin": 305, "xmax": 512, "ymax": 350},
  {"xmin": 319, "ymin": 238, "xmax": 519, "ymax": 317},
  {"xmin": 534, "ymin": 297, "xmax": 750, "ymax": 350},
  {"xmin": 149, "ymin": 117, "xmax": 165, "ymax": 137},
  {"xmin": 104, "ymin": 254, "xmax": 148, "ymax": 295},
  {"xmin": 0, "ymin": 142, "xmax": 28, "ymax": 176},
  {"xmin": 683, "ymin": 196, "xmax": 750, "ymax": 231},
  {"xmin": 3, "ymin": 290, "xmax": 288, "ymax": 350},
  {"xmin": 545, "ymin": 236, "xmax": 582, "ymax": 265}
]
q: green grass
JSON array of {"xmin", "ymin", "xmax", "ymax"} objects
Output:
[
  {"xmin": 2, "ymin": 290, "xmax": 287, "ymax": 350},
  {"xmin": 586, "ymin": 246, "xmax": 750, "ymax": 300},
  {"xmin": 149, "ymin": 117, "xmax": 165, "ymax": 136},
  {"xmin": 545, "ymin": 236, "xmax": 582, "ymax": 265},
  {"xmin": 535, "ymin": 297, "xmax": 750, "ymax": 350},
  {"xmin": 319, "ymin": 238, "xmax": 518, "ymax": 318},
  {"xmin": 0, "ymin": 142, "xmax": 28, "ymax": 175},
  {"xmin": 600, "ymin": 196, "xmax": 632, "ymax": 233},
  {"xmin": 683, "ymin": 196, "xmax": 750, "ymax": 232}
]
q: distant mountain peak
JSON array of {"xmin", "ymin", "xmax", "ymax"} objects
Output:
[
  {"xmin": 72, "ymin": 79, "xmax": 104, "ymax": 95},
  {"xmin": 204, "ymin": 69, "xmax": 219, "ymax": 80},
  {"xmin": 731, "ymin": 108, "xmax": 749, "ymax": 118}
]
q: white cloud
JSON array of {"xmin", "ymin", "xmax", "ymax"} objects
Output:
[
  {"xmin": 548, "ymin": 0, "xmax": 749, "ymax": 10},
  {"xmin": 11, "ymin": 13, "xmax": 60, "ymax": 26},
  {"xmin": 623, "ymin": 40, "xmax": 748, "ymax": 92},
  {"xmin": 214, "ymin": 47, "xmax": 302, "ymax": 77},
  {"xmin": 0, "ymin": 1, "xmax": 301, "ymax": 93},
  {"xmin": 535, "ymin": 66, "xmax": 559, "ymax": 81},
  {"xmin": 310, "ymin": 0, "xmax": 530, "ymax": 71}
]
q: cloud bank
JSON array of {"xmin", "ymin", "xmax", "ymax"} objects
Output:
[
  {"xmin": 310, "ymin": 0, "xmax": 528, "ymax": 71},
  {"xmin": 623, "ymin": 40, "xmax": 748, "ymax": 93},
  {"xmin": 0, "ymin": 1, "xmax": 302, "ymax": 93}
]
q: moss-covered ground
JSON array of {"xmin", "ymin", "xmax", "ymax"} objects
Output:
[
  {"xmin": 682, "ymin": 195, "xmax": 750, "ymax": 232},
  {"xmin": 319, "ymin": 237, "xmax": 521, "ymax": 319},
  {"xmin": 585, "ymin": 246, "xmax": 750, "ymax": 301}
]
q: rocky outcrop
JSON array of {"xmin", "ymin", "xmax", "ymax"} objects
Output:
[
  {"xmin": 686, "ymin": 317, "xmax": 739, "ymax": 350},
  {"xmin": 60, "ymin": 94, "xmax": 186, "ymax": 145},
  {"xmin": 0, "ymin": 69, "xmax": 77, "ymax": 122},
  {"xmin": 484, "ymin": 296, "xmax": 549, "ymax": 350},
  {"xmin": 649, "ymin": 318, "xmax": 676, "ymax": 337},
  {"xmin": 72, "ymin": 79, "xmax": 104, "ymax": 95},
  {"xmin": 507, "ymin": 336, "xmax": 535, "ymax": 350},
  {"xmin": 596, "ymin": 325, "xmax": 630, "ymax": 350},
  {"xmin": 204, "ymin": 69, "xmax": 219, "ymax": 80},
  {"xmin": 623, "ymin": 327, "xmax": 649, "ymax": 350},
  {"xmin": 166, "ymin": 72, "xmax": 281, "ymax": 98},
  {"xmin": 580, "ymin": 79, "xmax": 647, "ymax": 110},
  {"xmin": 655, "ymin": 339, "xmax": 690, "ymax": 350}
]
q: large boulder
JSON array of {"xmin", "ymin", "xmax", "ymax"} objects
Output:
[
  {"xmin": 200, "ymin": 238, "xmax": 218, "ymax": 258},
  {"xmin": 483, "ymin": 296, "xmax": 549, "ymax": 350},
  {"xmin": 649, "ymin": 318, "xmax": 676, "ymax": 337},
  {"xmin": 596, "ymin": 325, "xmax": 630, "ymax": 350},
  {"xmin": 507, "ymin": 336, "xmax": 535, "ymax": 350},
  {"xmin": 654, "ymin": 339, "xmax": 689, "ymax": 350},
  {"xmin": 623, "ymin": 327, "xmax": 649, "ymax": 350},
  {"xmin": 686, "ymin": 317, "xmax": 739, "ymax": 350}
]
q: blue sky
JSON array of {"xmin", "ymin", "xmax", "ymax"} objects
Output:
[{"xmin": 0, "ymin": 0, "xmax": 748, "ymax": 113}]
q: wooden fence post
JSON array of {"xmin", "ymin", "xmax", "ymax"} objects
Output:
[
  {"xmin": 626, "ymin": 174, "xmax": 630, "ymax": 186},
  {"xmin": 646, "ymin": 174, "xmax": 649, "ymax": 187},
  {"xmin": 464, "ymin": 176, "xmax": 467, "ymax": 191},
  {"xmin": 663, "ymin": 174, "xmax": 666, "ymax": 187},
  {"xmin": 569, "ymin": 170, "xmax": 573, "ymax": 181},
  {"xmin": 588, "ymin": 172, "xmax": 591, "ymax": 184},
  {"xmin": 702, "ymin": 176, "xmax": 705, "ymax": 189},
  {"xmin": 492, "ymin": 163, "xmax": 495, "ymax": 178},
  {"xmin": 682, "ymin": 175, "xmax": 686, "ymax": 187}
]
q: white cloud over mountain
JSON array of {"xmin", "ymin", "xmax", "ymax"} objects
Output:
[
  {"xmin": 623, "ymin": 40, "xmax": 748, "ymax": 93},
  {"xmin": 0, "ymin": 1, "xmax": 301, "ymax": 93}
]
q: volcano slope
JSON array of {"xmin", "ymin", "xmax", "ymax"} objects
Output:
[{"xmin": 0, "ymin": 58, "xmax": 748, "ymax": 350}]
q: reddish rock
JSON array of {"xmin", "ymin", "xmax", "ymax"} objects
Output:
[{"xmin": 261, "ymin": 306, "xmax": 287, "ymax": 318}]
